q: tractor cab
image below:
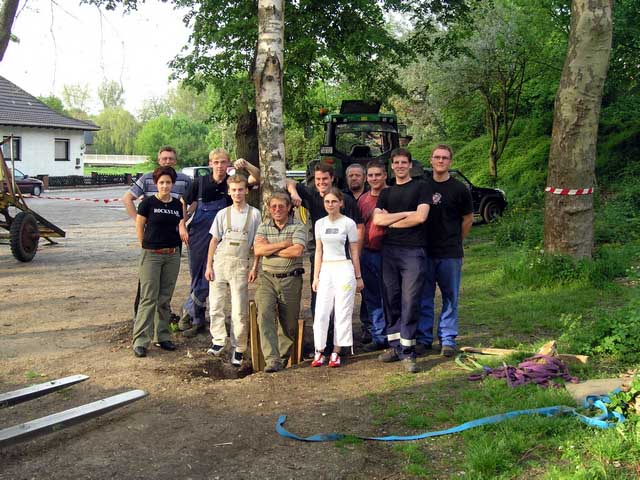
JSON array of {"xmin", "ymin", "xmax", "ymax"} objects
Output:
[{"xmin": 307, "ymin": 100, "xmax": 403, "ymax": 187}]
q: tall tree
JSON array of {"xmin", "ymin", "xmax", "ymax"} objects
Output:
[
  {"xmin": 0, "ymin": 0, "xmax": 19, "ymax": 62},
  {"xmin": 255, "ymin": 0, "xmax": 286, "ymax": 209},
  {"xmin": 543, "ymin": 0, "xmax": 613, "ymax": 259},
  {"xmin": 97, "ymin": 79, "xmax": 125, "ymax": 109},
  {"xmin": 62, "ymin": 83, "xmax": 92, "ymax": 119},
  {"xmin": 93, "ymin": 107, "xmax": 139, "ymax": 154},
  {"xmin": 431, "ymin": 1, "xmax": 544, "ymax": 179}
]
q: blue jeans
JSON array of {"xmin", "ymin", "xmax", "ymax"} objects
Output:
[
  {"xmin": 417, "ymin": 257, "xmax": 462, "ymax": 348},
  {"xmin": 360, "ymin": 249, "xmax": 386, "ymax": 346},
  {"xmin": 382, "ymin": 245, "xmax": 427, "ymax": 359}
]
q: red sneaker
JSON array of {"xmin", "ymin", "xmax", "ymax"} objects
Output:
[
  {"xmin": 312, "ymin": 351, "xmax": 325, "ymax": 367},
  {"xmin": 328, "ymin": 352, "xmax": 341, "ymax": 368}
]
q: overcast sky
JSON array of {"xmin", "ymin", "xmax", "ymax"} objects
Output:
[{"xmin": 0, "ymin": 0, "xmax": 191, "ymax": 116}]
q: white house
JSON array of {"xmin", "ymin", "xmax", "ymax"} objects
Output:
[{"xmin": 0, "ymin": 75, "xmax": 100, "ymax": 177}]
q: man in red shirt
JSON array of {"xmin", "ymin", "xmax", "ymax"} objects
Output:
[{"xmin": 358, "ymin": 161, "xmax": 389, "ymax": 351}]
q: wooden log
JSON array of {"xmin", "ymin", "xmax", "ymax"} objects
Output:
[
  {"xmin": 287, "ymin": 318, "xmax": 305, "ymax": 367},
  {"xmin": 249, "ymin": 301, "xmax": 265, "ymax": 372},
  {"xmin": 459, "ymin": 346, "xmax": 589, "ymax": 364}
]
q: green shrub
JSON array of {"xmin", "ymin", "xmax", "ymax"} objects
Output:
[
  {"xmin": 502, "ymin": 244, "xmax": 634, "ymax": 289},
  {"xmin": 559, "ymin": 298, "xmax": 640, "ymax": 364},
  {"xmin": 493, "ymin": 208, "xmax": 543, "ymax": 248}
]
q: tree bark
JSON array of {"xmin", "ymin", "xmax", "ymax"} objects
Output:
[
  {"xmin": 235, "ymin": 106, "xmax": 259, "ymax": 169},
  {"xmin": 0, "ymin": 0, "xmax": 20, "ymax": 62},
  {"xmin": 254, "ymin": 0, "xmax": 286, "ymax": 214},
  {"xmin": 544, "ymin": 0, "xmax": 613, "ymax": 259}
]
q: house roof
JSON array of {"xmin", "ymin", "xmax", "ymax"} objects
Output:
[{"xmin": 0, "ymin": 75, "xmax": 100, "ymax": 131}]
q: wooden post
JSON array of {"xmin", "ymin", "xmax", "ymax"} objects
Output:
[
  {"xmin": 286, "ymin": 318, "xmax": 305, "ymax": 367},
  {"xmin": 249, "ymin": 300, "xmax": 265, "ymax": 372}
]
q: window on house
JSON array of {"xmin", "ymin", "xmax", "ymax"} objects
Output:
[
  {"xmin": 55, "ymin": 139, "xmax": 70, "ymax": 161},
  {"xmin": 1, "ymin": 136, "xmax": 21, "ymax": 161}
]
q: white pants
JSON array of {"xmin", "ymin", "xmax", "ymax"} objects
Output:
[
  {"xmin": 209, "ymin": 256, "xmax": 249, "ymax": 353},
  {"xmin": 313, "ymin": 260, "xmax": 356, "ymax": 351}
]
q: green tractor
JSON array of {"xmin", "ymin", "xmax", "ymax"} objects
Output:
[{"xmin": 306, "ymin": 100, "xmax": 420, "ymax": 187}]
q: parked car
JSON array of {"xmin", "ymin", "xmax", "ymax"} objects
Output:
[
  {"xmin": 425, "ymin": 168, "xmax": 507, "ymax": 223},
  {"xmin": 1, "ymin": 168, "xmax": 44, "ymax": 196},
  {"xmin": 181, "ymin": 166, "xmax": 211, "ymax": 178}
]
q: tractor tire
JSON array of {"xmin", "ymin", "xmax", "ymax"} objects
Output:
[
  {"xmin": 10, "ymin": 212, "xmax": 40, "ymax": 262},
  {"xmin": 482, "ymin": 200, "xmax": 503, "ymax": 224}
]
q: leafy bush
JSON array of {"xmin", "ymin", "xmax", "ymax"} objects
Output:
[
  {"xmin": 502, "ymin": 244, "xmax": 633, "ymax": 288},
  {"xmin": 493, "ymin": 208, "xmax": 543, "ymax": 248},
  {"xmin": 559, "ymin": 299, "xmax": 640, "ymax": 364}
]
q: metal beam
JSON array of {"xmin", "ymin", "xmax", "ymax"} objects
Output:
[
  {"xmin": 0, "ymin": 389, "xmax": 148, "ymax": 448},
  {"xmin": 0, "ymin": 375, "xmax": 89, "ymax": 408}
]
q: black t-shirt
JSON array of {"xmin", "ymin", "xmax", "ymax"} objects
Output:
[
  {"xmin": 425, "ymin": 176, "xmax": 474, "ymax": 258},
  {"xmin": 137, "ymin": 196, "xmax": 184, "ymax": 249},
  {"xmin": 186, "ymin": 175, "xmax": 233, "ymax": 207},
  {"xmin": 376, "ymin": 179, "xmax": 432, "ymax": 247},
  {"xmin": 295, "ymin": 183, "xmax": 363, "ymax": 230}
]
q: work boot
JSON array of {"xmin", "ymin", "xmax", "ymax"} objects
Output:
[
  {"xmin": 182, "ymin": 323, "xmax": 204, "ymax": 338},
  {"xmin": 403, "ymin": 357, "xmax": 418, "ymax": 373},
  {"xmin": 441, "ymin": 345, "xmax": 456, "ymax": 358},
  {"xmin": 178, "ymin": 312, "xmax": 192, "ymax": 331},
  {"xmin": 378, "ymin": 349, "xmax": 400, "ymax": 363}
]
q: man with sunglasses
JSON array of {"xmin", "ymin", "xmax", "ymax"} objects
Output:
[{"xmin": 254, "ymin": 192, "xmax": 308, "ymax": 372}]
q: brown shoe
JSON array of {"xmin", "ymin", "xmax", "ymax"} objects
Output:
[
  {"xmin": 441, "ymin": 345, "xmax": 456, "ymax": 358},
  {"xmin": 378, "ymin": 349, "xmax": 400, "ymax": 363},
  {"xmin": 182, "ymin": 323, "xmax": 204, "ymax": 338}
]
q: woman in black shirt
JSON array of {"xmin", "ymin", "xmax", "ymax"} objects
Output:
[{"xmin": 132, "ymin": 166, "xmax": 188, "ymax": 357}]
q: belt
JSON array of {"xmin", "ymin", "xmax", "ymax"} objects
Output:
[
  {"xmin": 264, "ymin": 268, "xmax": 305, "ymax": 279},
  {"xmin": 146, "ymin": 247, "xmax": 177, "ymax": 254}
]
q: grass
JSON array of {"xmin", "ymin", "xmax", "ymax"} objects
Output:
[
  {"xmin": 84, "ymin": 164, "xmax": 155, "ymax": 175},
  {"xmin": 373, "ymin": 225, "xmax": 640, "ymax": 478}
]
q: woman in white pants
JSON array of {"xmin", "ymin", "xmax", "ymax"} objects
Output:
[{"xmin": 312, "ymin": 188, "xmax": 364, "ymax": 367}]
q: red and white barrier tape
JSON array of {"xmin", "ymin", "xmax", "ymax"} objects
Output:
[
  {"xmin": 545, "ymin": 187, "xmax": 593, "ymax": 195},
  {"xmin": 25, "ymin": 195, "xmax": 122, "ymax": 203}
]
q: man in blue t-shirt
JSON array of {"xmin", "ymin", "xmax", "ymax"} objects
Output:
[
  {"xmin": 373, "ymin": 148, "xmax": 432, "ymax": 373},
  {"xmin": 417, "ymin": 144, "xmax": 473, "ymax": 358}
]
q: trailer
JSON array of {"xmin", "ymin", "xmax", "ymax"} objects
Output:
[{"xmin": 0, "ymin": 136, "xmax": 65, "ymax": 262}]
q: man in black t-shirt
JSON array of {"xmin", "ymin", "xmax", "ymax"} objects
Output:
[
  {"xmin": 373, "ymin": 148, "xmax": 432, "ymax": 373},
  {"xmin": 417, "ymin": 144, "xmax": 473, "ymax": 357},
  {"xmin": 287, "ymin": 163, "xmax": 363, "ymax": 353}
]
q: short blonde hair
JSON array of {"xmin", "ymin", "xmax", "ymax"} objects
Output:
[
  {"xmin": 227, "ymin": 174, "xmax": 248, "ymax": 188},
  {"xmin": 209, "ymin": 148, "xmax": 230, "ymax": 162}
]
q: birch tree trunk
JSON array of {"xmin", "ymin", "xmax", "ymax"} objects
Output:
[
  {"xmin": 254, "ymin": 0, "xmax": 286, "ymax": 214},
  {"xmin": 543, "ymin": 0, "xmax": 613, "ymax": 259}
]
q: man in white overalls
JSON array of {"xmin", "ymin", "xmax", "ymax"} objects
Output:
[{"xmin": 204, "ymin": 175, "xmax": 262, "ymax": 366}]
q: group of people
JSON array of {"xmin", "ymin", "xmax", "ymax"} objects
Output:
[{"xmin": 124, "ymin": 142, "xmax": 473, "ymax": 374}]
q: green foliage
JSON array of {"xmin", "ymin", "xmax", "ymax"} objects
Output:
[
  {"xmin": 37, "ymin": 95, "xmax": 66, "ymax": 114},
  {"xmin": 134, "ymin": 115, "xmax": 210, "ymax": 167},
  {"xmin": 607, "ymin": 376, "xmax": 640, "ymax": 417},
  {"xmin": 502, "ymin": 245, "xmax": 632, "ymax": 289},
  {"xmin": 284, "ymin": 127, "xmax": 323, "ymax": 169},
  {"xmin": 169, "ymin": 0, "xmax": 412, "ymax": 125},
  {"xmin": 493, "ymin": 208, "xmax": 543, "ymax": 249},
  {"xmin": 97, "ymin": 79, "xmax": 125, "ymax": 110},
  {"xmin": 560, "ymin": 297, "xmax": 640, "ymax": 364},
  {"xmin": 93, "ymin": 107, "xmax": 139, "ymax": 155}
]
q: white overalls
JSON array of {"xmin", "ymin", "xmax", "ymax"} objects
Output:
[{"xmin": 209, "ymin": 207, "xmax": 252, "ymax": 353}]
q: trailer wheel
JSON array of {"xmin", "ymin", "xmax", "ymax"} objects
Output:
[{"xmin": 10, "ymin": 212, "xmax": 39, "ymax": 262}]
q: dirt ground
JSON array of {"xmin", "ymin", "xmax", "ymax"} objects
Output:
[{"xmin": 1, "ymin": 187, "xmax": 467, "ymax": 479}]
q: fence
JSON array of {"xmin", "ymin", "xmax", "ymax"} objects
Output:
[{"xmin": 40, "ymin": 172, "xmax": 140, "ymax": 189}]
